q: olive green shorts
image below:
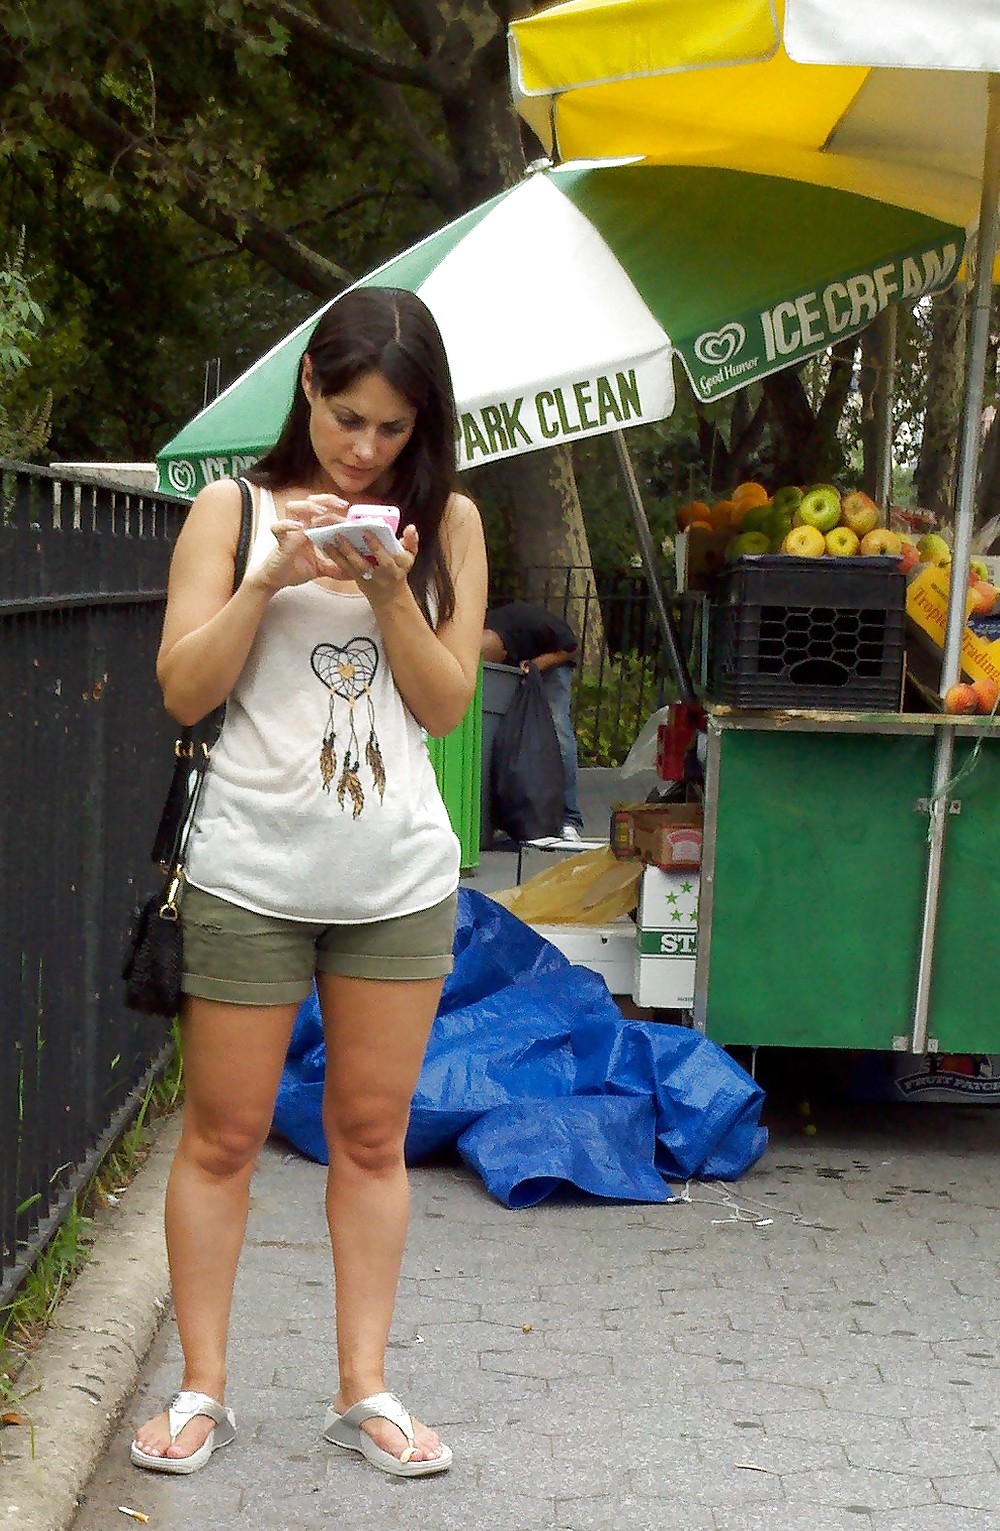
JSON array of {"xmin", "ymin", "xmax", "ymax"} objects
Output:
[{"xmin": 179, "ymin": 883, "xmax": 458, "ymax": 1007}]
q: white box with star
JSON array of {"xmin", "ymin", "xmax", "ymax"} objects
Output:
[{"xmin": 634, "ymin": 865, "xmax": 700, "ymax": 1009}]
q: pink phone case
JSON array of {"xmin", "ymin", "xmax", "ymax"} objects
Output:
[{"xmin": 346, "ymin": 504, "xmax": 400, "ymax": 534}]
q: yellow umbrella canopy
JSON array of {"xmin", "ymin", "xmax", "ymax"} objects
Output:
[{"xmin": 510, "ymin": 0, "xmax": 1000, "ymax": 265}]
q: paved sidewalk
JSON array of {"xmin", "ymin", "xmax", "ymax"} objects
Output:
[{"xmin": 68, "ymin": 1100, "xmax": 1000, "ymax": 1531}]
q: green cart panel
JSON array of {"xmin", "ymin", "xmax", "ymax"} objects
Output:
[
  {"xmin": 927, "ymin": 734, "xmax": 1000, "ymax": 1052},
  {"xmin": 701, "ymin": 725, "xmax": 933, "ymax": 1050}
]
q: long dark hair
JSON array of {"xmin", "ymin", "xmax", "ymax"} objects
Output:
[{"xmin": 251, "ymin": 287, "xmax": 459, "ymax": 624}]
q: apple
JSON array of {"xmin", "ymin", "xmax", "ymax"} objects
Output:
[
  {"xmin": 770, "ymin": 485, "xmax": 803, "ymax": 517},
  {"xmin": 859, "ymin": 528, "xmax": 903, "ymax": 556},
  {"xmin": 739, "ymin": 503, "xmax": 772, "ymax": 533},
  {"xmin": 782, "ymin": 524, "xmax": 826, "ymax": 557},
  {"xmin": 825, "ymin": 526, "xmax": 860, "ymax": 557},
  {"xmin": 726, "ymin": 530, "xmax": 771, "ymax": 559},
  {"xmin": 840, "ymin": 490, "xmax": 880, "ymax": 538},
  {"xmin": 917, "ymin": 533, "xmax": 951, "ymax": 566},
  {"xmin": 944, "ymin": 682, "xmax": 979, "ymax": 715},
  {"xmin": 897, "ymin": 537, "xmax": 921, "ymax": 572},
  {"xmin": 971, "ymin": 677, "xmax": 1000, "ymax": 715},
  {"xmin": 797, "ymin": 484, "xmax": 842, "ymax": 534},
  {"xmin": 970, "ymin": 580, "xmax": 1000, "ymax": 615},
  {"xmin": 971, "ymin": 557, "xmax": 990, "ymax": 581},
  {"xmin": 763, "ymin": 506, "xmax": 793, "ymax": 543}
]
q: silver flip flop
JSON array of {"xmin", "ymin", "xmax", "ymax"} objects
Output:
[
  {"xmin": 130, "ymin": 1389, "xmax": 237, "ymax": 1475},
  {"xmin": 323, "ymin": 1391, "xmax": 452, "ymax": 1477}
]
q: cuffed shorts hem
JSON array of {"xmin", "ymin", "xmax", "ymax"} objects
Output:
[
  {"xmin": 181, "ymin": 972, "xmax": 313, "ymax": 1007},
  {"xmin": 315, "ymin": 951, "xmax": 454, "ymax": 982}
]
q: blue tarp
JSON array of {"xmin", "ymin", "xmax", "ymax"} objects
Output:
[{"xmin": 273, "ymin": 887, "xmax": 767, "ymax": 1207}]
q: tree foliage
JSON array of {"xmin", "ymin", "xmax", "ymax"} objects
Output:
[{"xmin": 0, "ymin": 228, "xmax": 51, "ymax": 458}]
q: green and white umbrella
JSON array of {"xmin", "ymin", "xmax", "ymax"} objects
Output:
[{"xmin": 156, "ymin": 159, "xmax": 963, "ymax": 496}]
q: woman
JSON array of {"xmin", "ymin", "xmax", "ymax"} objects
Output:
[{"xmin": 131, "ymin": 288, "xmax": 487, "ymax": 1480}]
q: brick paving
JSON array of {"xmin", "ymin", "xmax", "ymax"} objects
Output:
[{"xmin": 71, "ymin": 1098, "xmax": 1000, "ymax": 1531}]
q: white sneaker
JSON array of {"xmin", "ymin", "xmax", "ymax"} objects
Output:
[{"xmin": 561, "ymin": 824, "xmax": 583, "ymax": 842}]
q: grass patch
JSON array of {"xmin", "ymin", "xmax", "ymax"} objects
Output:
[{"xmin": 0, "ymin": 1024, "xmax": 184, "ymax": 1445}]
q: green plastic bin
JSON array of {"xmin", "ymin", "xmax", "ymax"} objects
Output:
[{"xmin": 427, "ymin": 667, "xmax": 482, "ymax": 872}]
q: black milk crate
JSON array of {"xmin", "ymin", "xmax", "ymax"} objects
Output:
[{"xmin": 709, "ymin": 555, "xmax": 906, "ymax": 711}]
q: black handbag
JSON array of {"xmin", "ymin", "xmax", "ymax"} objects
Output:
[
  {"xmin": 489, "ymin": 661, "xmax": 565, "ymax": 843},
  {"xmin": 122, "ymin": 478, "xmax": 255, "ymax": 1016}
]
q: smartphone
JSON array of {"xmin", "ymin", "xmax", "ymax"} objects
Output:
[
  {"xmin": 303, "ymin": 505, "xmax": 403, "ymax": 560},
  {"xmin": 346, "ymin": 504, "xmax": 400, "ymax": 534}
]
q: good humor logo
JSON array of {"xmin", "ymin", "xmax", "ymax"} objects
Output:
[
  {"xmin": 693, "ymin": 323, "xmax": 746, "ymax": 367},
  {"xmin": 167, "ymin": 458, "xmax": 197, "ymax": 495}
]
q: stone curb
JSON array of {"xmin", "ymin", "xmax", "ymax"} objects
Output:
[{"xmin": 1, "ymin": 1114, "xmax": 179, "ymax": 1531}]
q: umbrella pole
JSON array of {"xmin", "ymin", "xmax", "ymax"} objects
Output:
[
  {"xmin": 874, "ymin": 304, "xmax": 897, "ymax": 512},
  {"xmin": 612, "ymin": 430, "xmax": 697, "ymax": 703},
  {"xmin": 910, "ymin": 74, "xmax": 1000, "ymax": 1055}
]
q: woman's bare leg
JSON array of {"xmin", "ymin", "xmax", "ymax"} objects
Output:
[
  {"xmin": 132, "ymin": 997, "xmax": 297, "ymax": 1461},
  {"xmin": 318, "ymin": 973, "xmax": 445, "ymax": 1464}
]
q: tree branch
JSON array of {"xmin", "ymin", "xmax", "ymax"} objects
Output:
[
  {"xmin": 274, "ymin": 0, "xmax": 461, "ymax": 209},
  {"xmin": 56, "ymin": 90, "xmax": 352, "ymax": 297},
  {"xmin": 263, "ymin": 0, "xmax": 444, "ymax": 89}
]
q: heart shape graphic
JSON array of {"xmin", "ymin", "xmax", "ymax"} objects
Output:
[
  {"xmin": 310, "ymin": 637, "xmax": 379, "ymax": 700},
  {"xmin": 693, "ymin": 323, "xmax": 746, "ymax": 366}
]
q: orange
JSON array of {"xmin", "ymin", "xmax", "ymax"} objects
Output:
[
  {"xmin": 710, "ymin": 499, "xmax": 739, "ymax": 529},
  {"xmin": 677, "ymin": 500, "xmax": 712, "ymax": 531},
  {"xmin": 731, "ymin": 481, "xmax": 770, "ymax": 511},
  {"xmin": 972, "ymin": 677, "xmax": 1000, "ymax": 715}
]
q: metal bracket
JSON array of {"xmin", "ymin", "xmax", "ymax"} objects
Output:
[
  {"xmin": 913, "ymin": 798, "xmax": 962, "ymax": 814},
  {"xmin": 892, "ymin": 1035, "xmax": 909, "ymax": 1051}
]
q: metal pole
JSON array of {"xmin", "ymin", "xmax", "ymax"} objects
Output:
[
  {"xmin": 612, "ymin": 429, "xmax": 696, "ymax": 702},
  {"xmin": 910, "ymin": 73, "xmax": 1000, "ymax": 1054},
  {"xmin": 874, "ymin": 304, "xmax": 897, "ymax": 512}
]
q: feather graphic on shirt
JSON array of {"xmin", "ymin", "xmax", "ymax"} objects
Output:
[
  {"xmin": 365, "ymin": 692, "xmax": 386, "ymax": 802},
  {"xmin": 309, "ymin": 638, "xmax": 385, "ymax": 810}
]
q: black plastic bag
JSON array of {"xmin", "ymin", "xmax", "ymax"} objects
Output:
[{"xmin": 490, "ymin": 663, "xmax": 565, "ymax": 842}]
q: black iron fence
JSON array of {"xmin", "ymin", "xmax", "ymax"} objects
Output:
[
  {"xmin": 489, "ymin": 566, "xmax": 675, "ymax": 765},
  {"xmin": 0, "ymin": 461, "xmax": 187, "ymax": 1307}
]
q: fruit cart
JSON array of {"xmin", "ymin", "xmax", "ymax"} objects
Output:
[
  {"xmin": 651, "ymin": 497, "xmax": 1000, "ymax": 1061},
  {"xmin": 691, "ymin": 706, "xmax": 1000, "ymax": 1056}
]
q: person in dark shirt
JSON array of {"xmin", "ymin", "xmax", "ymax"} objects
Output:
[{"xmin": 481, "ymin": 601, "xmax": 584, "ymax": 839}]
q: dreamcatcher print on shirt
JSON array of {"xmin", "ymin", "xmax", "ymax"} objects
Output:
[{"xmin": 310, "ymin": 637, "xmax": 387, "ymax": 816}]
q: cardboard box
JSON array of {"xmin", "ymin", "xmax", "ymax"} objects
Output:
[
  {"xmin": 631, "ymin": 805, "xmax": 703, "ymax": 870},
  {"xmin": 610, "ymin": 803, "xmax": 703, "ymax": 868},
  {"xmin": 529, "ymin": 919, "xmax": 637, "ymax": 996},
  {"xmin": 905, "ymin": 562, "xmax": 1000, "ymax": 687},
  {"xmin": 634, "ymin": 865, "xmax": 700, "ymax": 1008}
]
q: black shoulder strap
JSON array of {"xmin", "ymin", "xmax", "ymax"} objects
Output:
[
  {"xmin": 234, "ymin": 476, "xmax": 254, "ymax": 584},
  {"xmin": 150, "ymin": 477, "xmax": 255, "ymax": 866}
]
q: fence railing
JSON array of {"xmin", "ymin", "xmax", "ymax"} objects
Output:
[
  {"xmin": 0, "ymin": 460, "xmax": 187, "ymax": 1307},
  {"xmin": 489, "ymin": 566, "xmax": 675, "ymax": 765}
]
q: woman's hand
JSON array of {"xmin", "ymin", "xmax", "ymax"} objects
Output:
[
  {"xmin": 320, "ymin": 520, "xmax": 419, "ymax": 603},
  {"xmin": 249, "ymin": 493, "xmax": 350, "ymax": 592}
]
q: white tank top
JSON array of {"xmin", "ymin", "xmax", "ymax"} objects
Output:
[{"xmin": 185, "ymin": 487, "xmax": 461, "ymax": 923}]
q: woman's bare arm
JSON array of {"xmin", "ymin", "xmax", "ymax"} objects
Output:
[{"xmin": 369, "ymin": 493, "xmax": 488, "ymax": 737}]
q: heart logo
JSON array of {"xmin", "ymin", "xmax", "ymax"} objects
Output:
[{"xmin": 693, "ymin": 323, "xmax": 746, "ymax": 366}]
